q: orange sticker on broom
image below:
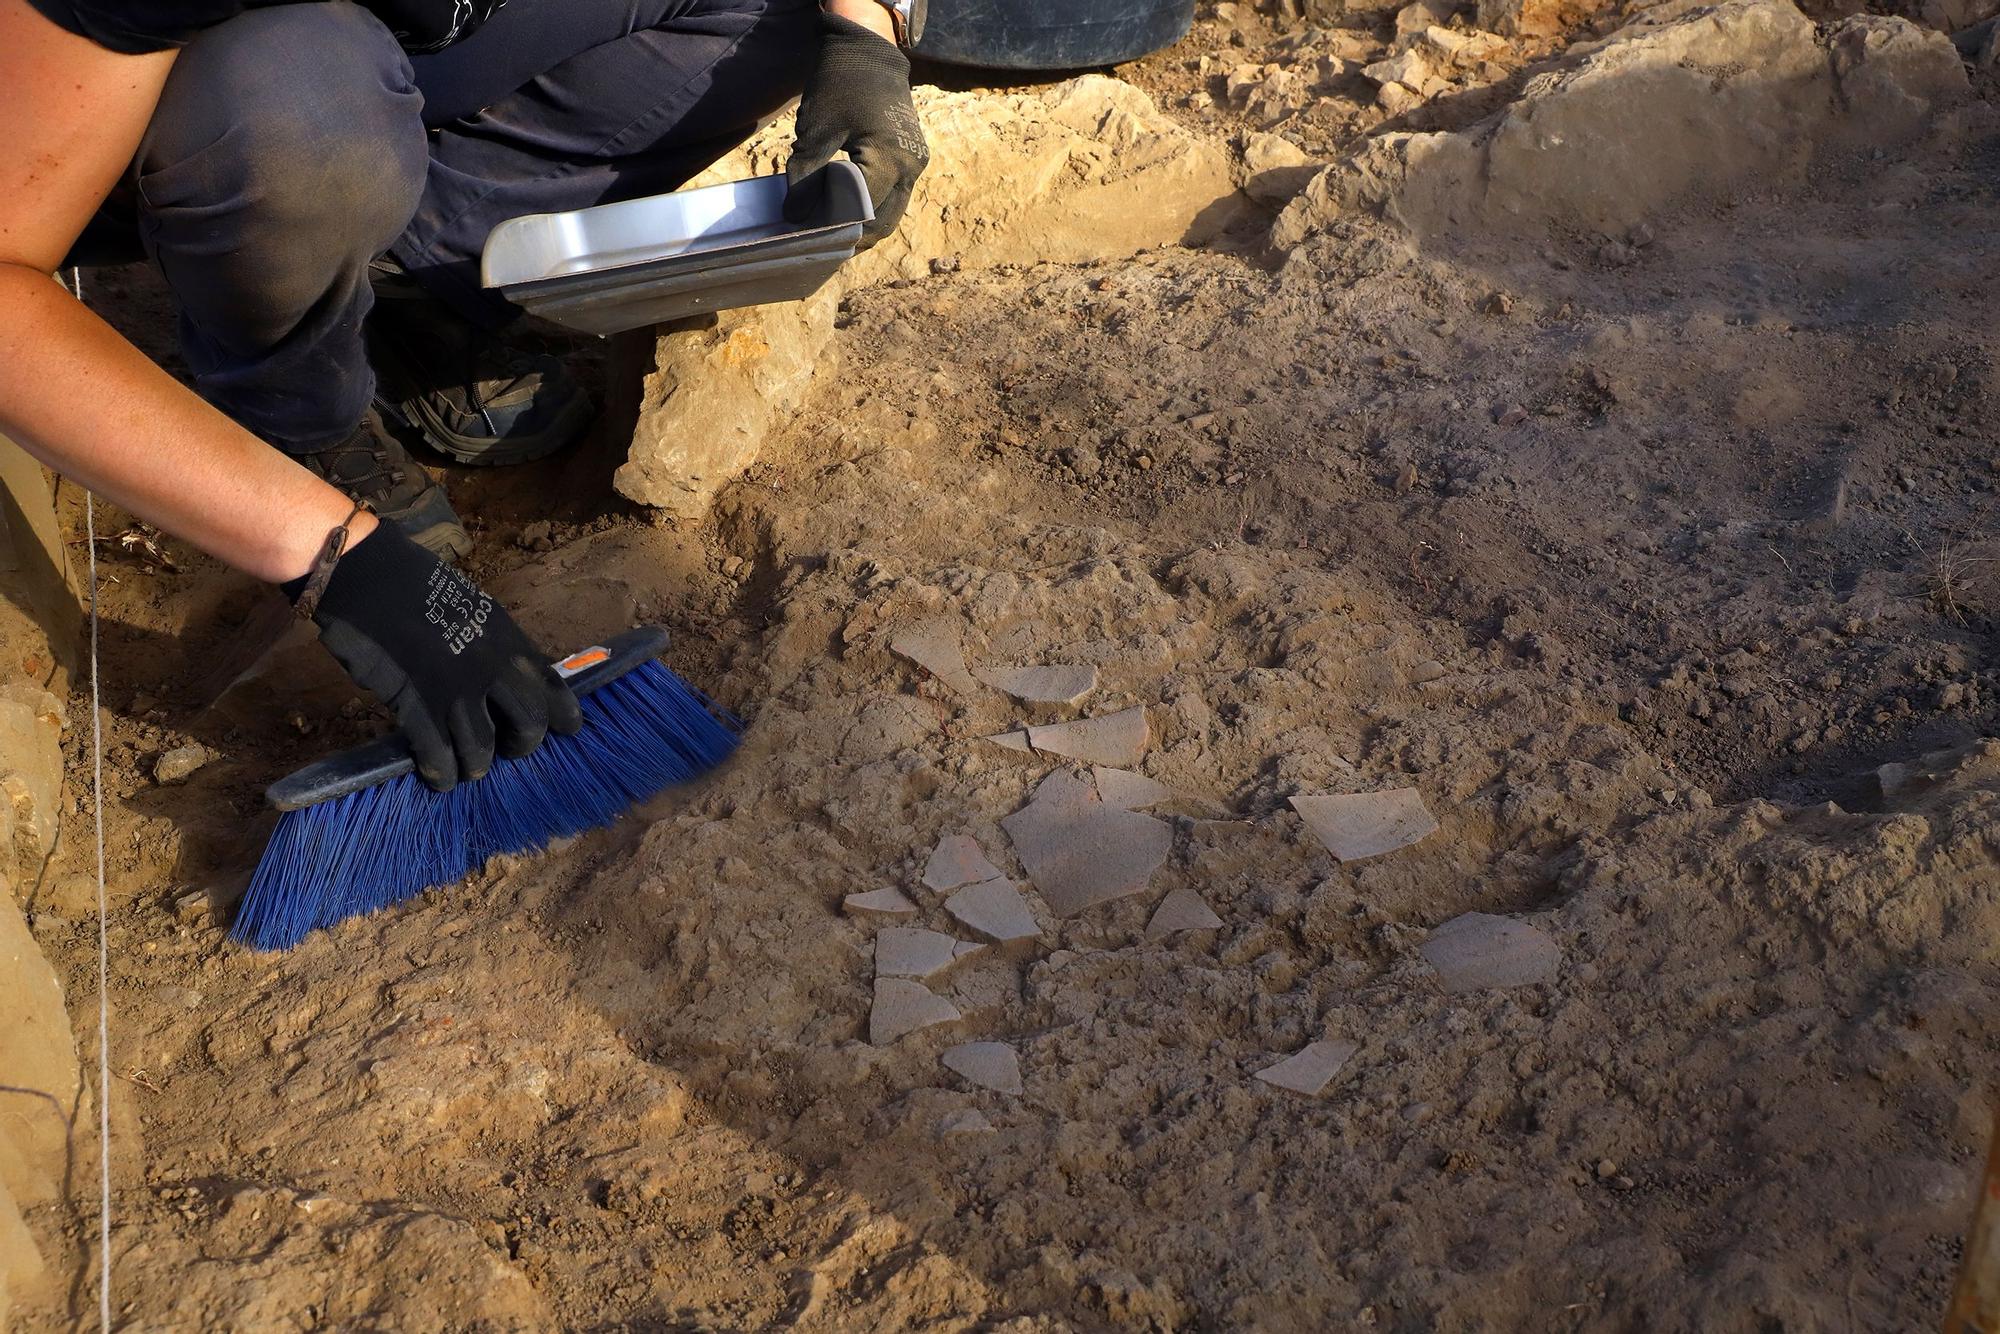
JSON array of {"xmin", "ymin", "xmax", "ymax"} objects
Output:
[{"xmin": 555, "ymin": 646, "xmax": 611, "ymax": 679}]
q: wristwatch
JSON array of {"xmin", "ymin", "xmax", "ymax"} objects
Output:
[{"xmin": 869, "ymin": 0, "xmax": 927, "ymax": 48}]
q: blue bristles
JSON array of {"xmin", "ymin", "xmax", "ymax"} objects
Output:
[{"xmin": 232, "ymin": 660, "xmax": 739, "ymax": 951}]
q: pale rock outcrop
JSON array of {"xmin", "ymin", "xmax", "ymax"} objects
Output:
[
  {"xmin": 1276, "ymin": 0, "xmax": 1968, "ymax": 246},
  {"xmin": 616, "ymin": 77, "xmax": 1243, "ymax": 518}
]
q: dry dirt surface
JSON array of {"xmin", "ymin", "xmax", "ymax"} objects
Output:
[{"xmin": 12, "ymin": 1, "xmax": 2000, "ymax": 1330}]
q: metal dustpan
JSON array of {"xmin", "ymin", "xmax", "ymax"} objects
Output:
[{"xmin": 481, "ymin": 161, "xmax": 874, "ymax": 336}]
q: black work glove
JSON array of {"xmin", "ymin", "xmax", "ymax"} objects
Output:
[
  {"xmin": 286, "ymin": 523, "xmax": 583, "ymax": 791},
  {"xmin": 785, "ymin": 11, "xmax": 929, "ymax": 248}
]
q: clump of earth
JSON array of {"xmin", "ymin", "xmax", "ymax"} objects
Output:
[{"xmin": 6, "ymin": 0, "xmax": 2000, "ymax": 1327}]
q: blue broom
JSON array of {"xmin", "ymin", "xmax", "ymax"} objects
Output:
[{"xmin": 232, "ymin": 626, "xmax": 738, "ymax": 950}]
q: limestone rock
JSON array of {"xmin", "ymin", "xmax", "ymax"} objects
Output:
[
  {"xmin": 618, "ymin": 77, "xmax": 1241, "ymax": 518},
  {"xmin": 1278, "ymin": 0, "xmax": 1967, "ymax": 246},
  {"xmin": 0, "ymin": 432, "xmax": 82, "ymax": 697},
  {"xmin": 1243, "ymin": 132, "xmax": 1318, "ymax": 207},
  {"xmin": 1476, "ymin": 0, "xmax": 1603, "ymax": 39},
  {"xmin": 942, "ymin": 1042, "xmax": 1024, "ymax": 1095},
  {"xmin": 0, "ymin": 683, "xmax": 64, "ymax": 881},
  {"xmin": 153, "ymin": 743, "xmax": 210, "ymax": 786},
  {"xmin": 1829, "ymin": 14, "xmax": 1969, "ymax": 143},
  {"xmin": 0, "ymin": 868, "xmax": 81, "ymax": 1319}
]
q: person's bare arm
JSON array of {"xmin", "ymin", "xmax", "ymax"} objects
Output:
[
  {"xmin": 0, "ymin": 0, "xmax": 374, "ymax": 582},
  {"xmin": 824, "ymin": 0, "xmax": 896, "ymax": 40}
]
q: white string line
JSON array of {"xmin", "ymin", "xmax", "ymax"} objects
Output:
[{"xmin": 73, "ymin": 266, "xmax": 112, "ymax": 1331}]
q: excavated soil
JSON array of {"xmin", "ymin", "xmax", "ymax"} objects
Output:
[{"xmin": 13, "ymin": 5, "xmax": 2000, "ymax": 1331}]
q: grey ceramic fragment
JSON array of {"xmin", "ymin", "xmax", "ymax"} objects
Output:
[
  {"xmin": 1002, "ymin": 767, "xmax": 1171, "ymax": 916},
  {"xmin": 890, "ymin": 617, "xmax": 981, "ymax": 695},
  {"xmin": 937, "ymin": 1108, "xmax": 995, "ymax": 1137},
  {"xmin": 944, "ymin": 878, "xmax": 1041, "ymax": 942},
  {"xmin": 976, "ymin": 663, "xmax": 1098, "ymax": 706},
  {"xmin": 1146, "ymin": 883, "xmax": 1223, "ymax": 937},
  {"xmin": 941, "ymin": 1041, "xmax": 1024, "ymax": 1095},
  {"xmin": 923, "ymin": 834, "xmax": 1004, "ymax": 893},
  {"xmin": 1419, "ymin": 912, "xmax": 1560, "ymax": 993},
  {"xmin": 876, "ymin": 927, "xmax": 984, "ymax": 980},
  {"xmin": 1290, "ymin": 788, "xmax": 1438, "ymax": 862},
  {"xmin": 869, "ymin": 978, "xmax": 962, "ymax": 1044},
  {"xmin": 1024, "ymin": 706, "xmax": 1150, "ymax": 767},
  {"xmin": 1252, "ymin": 1039, "xmax": 1360, "ymax": 1096},
  {"xmin": 1094, "ymin": 767, "xmax": 1173, "ymax": 810},
  {"xmin": 983, "ymin": 730, "xmax": 1034, "ymax": 752},
  {"xmin": 843, "ymin": 887, "xmax": 917, "ymax": 919}
]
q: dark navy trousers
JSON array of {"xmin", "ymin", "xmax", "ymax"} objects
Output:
[{"xmin": 94, "ymin": 0, "xmax": 818, "ymax": 451}]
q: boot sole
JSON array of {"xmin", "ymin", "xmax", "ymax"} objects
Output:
[{"xmin": 383, "ymin": 389, "xmax": 597, "ymax": 469}]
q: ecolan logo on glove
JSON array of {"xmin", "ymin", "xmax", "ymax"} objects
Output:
[{"xmin": 423, "ymin": 565, "xmax": 493, "ymax": 656}]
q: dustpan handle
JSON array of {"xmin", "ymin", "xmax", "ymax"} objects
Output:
[{"xmin": 266, "ymin": 625, "xmax": 672, "ymax": 811}]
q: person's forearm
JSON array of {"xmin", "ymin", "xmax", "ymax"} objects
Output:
[
  {"xmin": 824, "ymin": 0, "xmax": 897, "ymax": 41},
  {"xmin": 0, "ymin": 264, "xmax": 374, "ymax": 583}
]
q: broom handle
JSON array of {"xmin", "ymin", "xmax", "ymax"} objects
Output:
[{"xmin": 266, "ymin": 625, "xmax": 673, "ymax": 811}]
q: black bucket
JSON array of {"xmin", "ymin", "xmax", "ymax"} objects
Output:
[{"xmin": 915, "ymin": 0, "xmax": 1196, "ymax": 71}]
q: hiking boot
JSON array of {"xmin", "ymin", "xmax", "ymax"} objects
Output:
[
  {"xmin": 297, "ymin": 411, "xmax": 472, "ymax": 562},
  {"xmin": 367, "ymin": 260, "xmax": 595, "ymax": 468}
]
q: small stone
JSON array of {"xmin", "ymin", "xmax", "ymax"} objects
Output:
[
  {"xmin": 869, "ymin": 978, "xmax": 961, "ymax": 1045},
  {"xmin": 944, "ymin": 879, "xmax": 1040, "ymax": 942},
  {"xmin": 1146, "ymin": 884, "xmax": 1223, "ymax": 937},
  {"xmin": 1877, "ymin": 761, "xmax": 1913, "ymax": 798},
  {"xmin": 1408, "ymin": 660, "xmax": 1448, "ymax": 684},
  {"xmin": 843, "ymin": 887, "xmax": 918, "ymax": 919},
  {"xmin": 1420, "ymin": 912, "xmax": 1560, "ymax": 993},
  {"xmin": 923, "ymin": 834, "xmax": 1005, "ymax": 893},
  {"xmin": 517, "ymin": 520, "xmax": 553, "ymax": 551},
  {"xmin": 1291, "ymin": 789, "xmax": 1438, "ymax": 862},
  {"xmin": 153, "ymin": 745, "xmax": 209, "ymax": 785},
  {"xmin": 1595, "ymin": 1158, "xmax": 1619, "ymax": 1179},
  {"xmin": 941, "ymin": 1042, "xmax": 1023, "ymax": 1095},
  {"xmin": 1252, "ymin": 1039, "xmax": 1360, "ymax": 1096},
  {"xmin": 170, "ymin": 889, "xmax": 210, "ymax": 924},
  {"xmin": 975, "ymin": 663, "xmax": 1098, "ymax": 706},
  {"xmin": 875, "ymin": 928, "xmax": 984, "ymax": 980}
]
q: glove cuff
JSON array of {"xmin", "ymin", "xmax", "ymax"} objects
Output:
[
  {"xmin": 286, "ymin": 519, "xmax": 434, "ymax": 624},
  {"xmin": 819, "ymin": 10, "xmax": 913, "ymax": 75},
  {"xmin": 279, "ymin": 500, "xmax": 374, "ymax": 616}
]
